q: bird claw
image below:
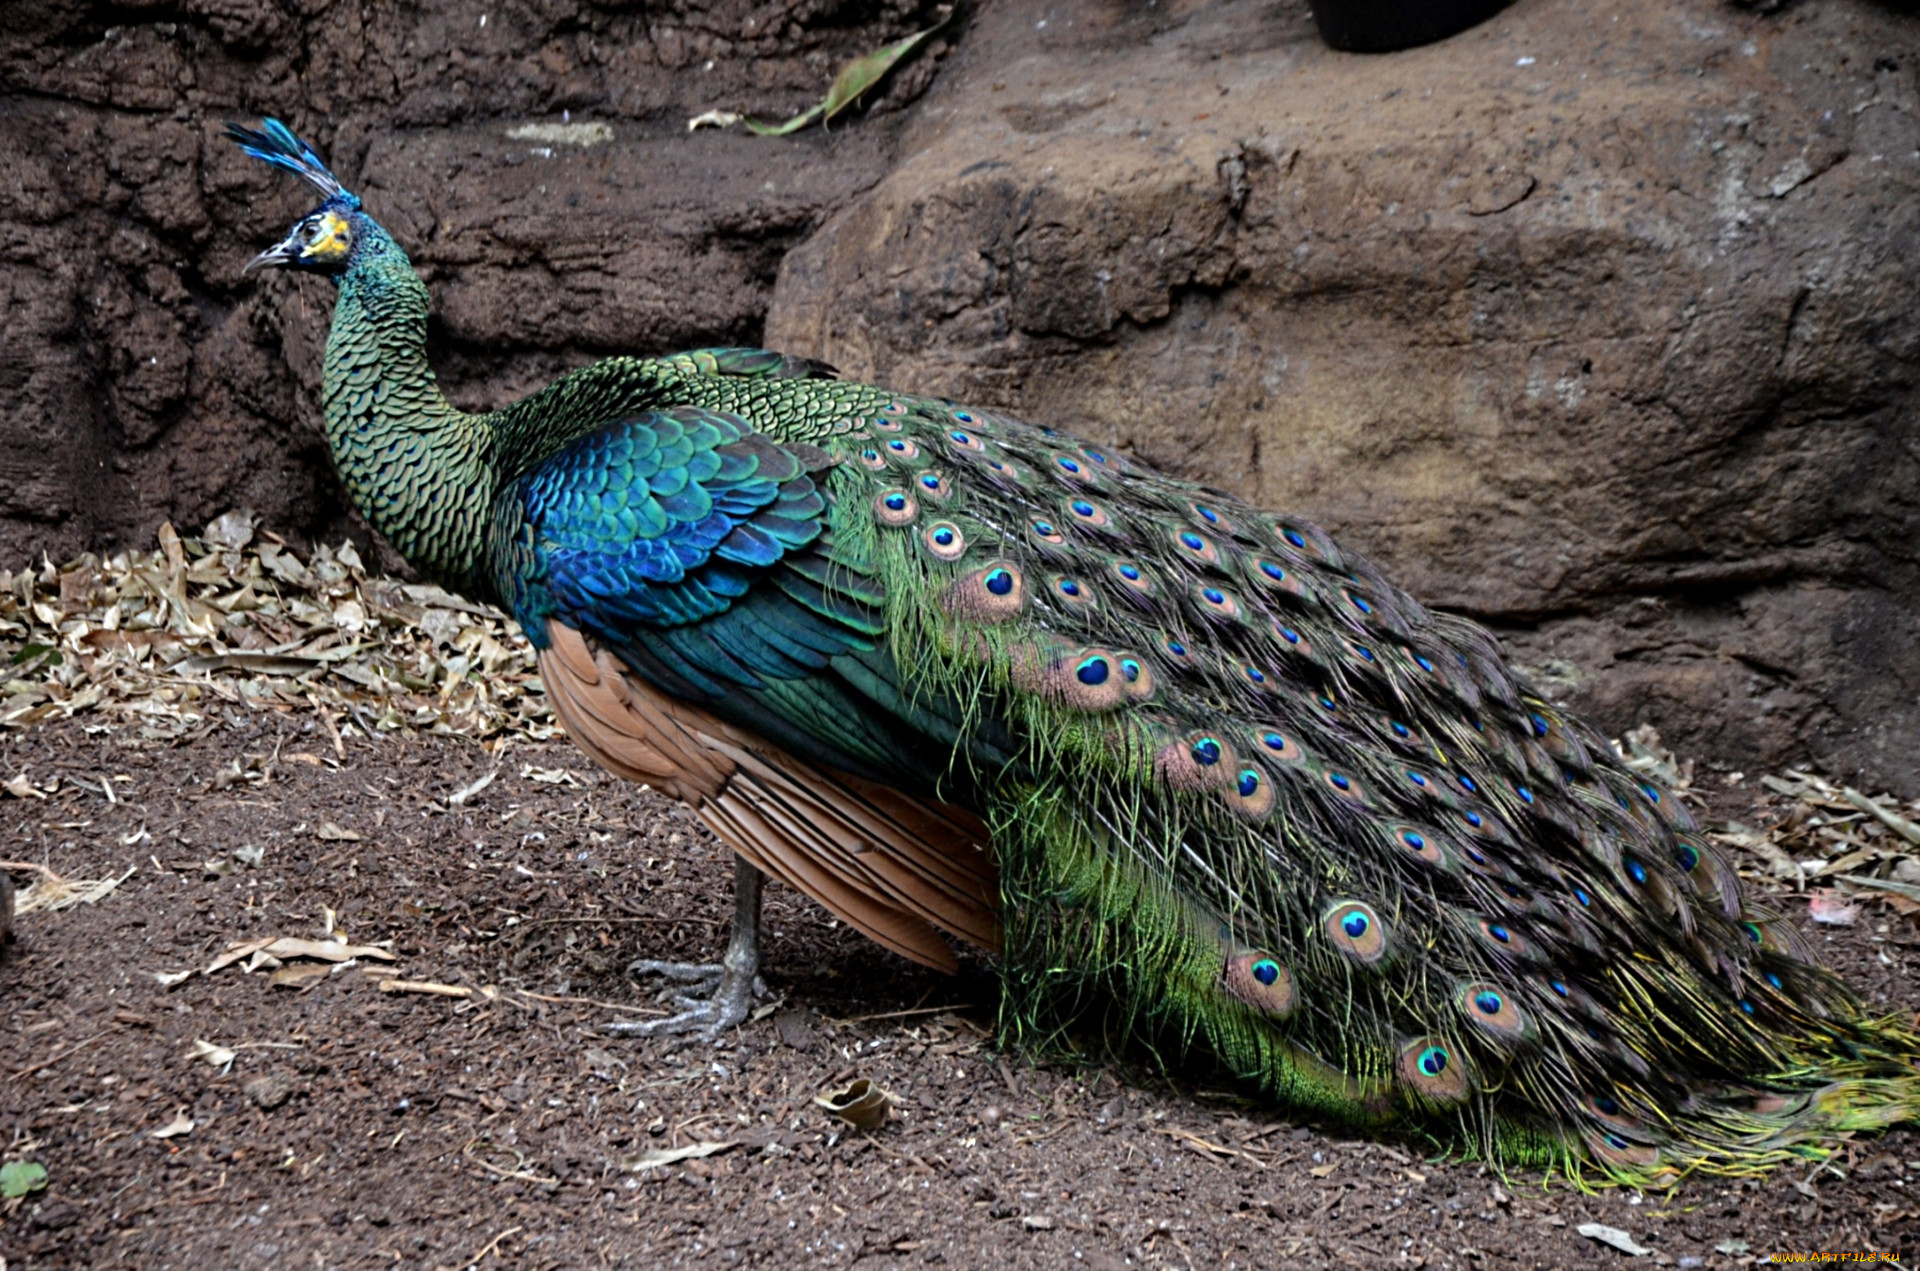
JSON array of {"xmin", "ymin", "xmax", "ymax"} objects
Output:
[{"xmin": 607, "ymin": 958, "xmax": 770, "ymax": 1041}]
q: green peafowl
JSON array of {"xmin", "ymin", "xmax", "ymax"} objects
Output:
[{"xmin": 230, "ymin": 118, "xmax": 1920, "ymax": 1185}]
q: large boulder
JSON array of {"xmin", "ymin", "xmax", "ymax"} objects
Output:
[{"xmin": 767, "ymin": 0, "xmax": 1920, "ymax": 793}]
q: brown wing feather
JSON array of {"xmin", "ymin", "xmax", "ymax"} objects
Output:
[{"xmin": 538, "ymin": 621, "xmax": 1001, "ymax": 970}]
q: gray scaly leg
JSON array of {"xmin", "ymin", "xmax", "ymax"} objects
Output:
[{"xmin": 609, "ymin": 855, "xmax": 770, "ymax": 1041}]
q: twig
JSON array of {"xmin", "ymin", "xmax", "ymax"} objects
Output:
[
  {"xmin": 10, "ymin": 1034, "xmax": 109, "ymax": 1080},
  {"xmin": 843, "ymin": 1002, "xmax": 976, "ymax": 1024},
  {"xmin": 469, "ymin": 1225, "xmax": 524, "ymax": 1263},
  {"xmin": 509, "ymin": 988, "xmax": 667, "ymax": 1015}
]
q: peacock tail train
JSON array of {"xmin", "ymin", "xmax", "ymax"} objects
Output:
[{"xmin": 229, "ymin": 118, "xmax": 1920, "ymax": 1188}]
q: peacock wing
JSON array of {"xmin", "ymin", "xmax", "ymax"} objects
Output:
[{"xmin": 489, "ymin": 405, "xmax": 997, "ymax": 970}]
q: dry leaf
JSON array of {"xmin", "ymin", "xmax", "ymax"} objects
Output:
[
  {"xmin": 1577, "ymin": 1222, "xmax": 1650, "ymax": 1256},
  {"xmin": 815, "ymin": 1077, "xmax": 890, "ymax": 1131},
  {"xmin": 269, "ymin": 963, "xmax": 333, "ymax": 990},
  {"xmin": 620, "ymin": 1141, "xmax": 738, "ymax": 1172},
  {"xmin": 315, "ymin": 822, "xmax": 361, "ymax": 842},
  {"xmin": 150, "ymin": 1110, "xmax": 195, "ymax": 1140},
  {"xmin": 1807, "ymin": 889, "xmax": 1859, "ymax": 926},
  {"xmin": 189, "ymin": 1040, "xmax": 236, "ymax": 1068}
]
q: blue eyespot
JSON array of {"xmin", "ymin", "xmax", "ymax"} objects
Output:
[
  {"xmin": 1260, "ymin": 561, "xmax": 1286, "ymax": 581},
  {"xmin": 1675, "ymin": 843, "xmax": 1700, "ymax": 870},
  {"xmin": 1318, "ymin": 696, "xmax": 1338, "ymax": 712},
  {"xmin": 1350, "ymin": 594, "xmax": 1373, "ymax": 614},
  {"xmin": 984, "ymin": 569, "xmax": 1014, "ymax": 596},
  {"xmin": 1057, "ymin": 457, "xmax": 1082, "ymax": 474},
  {"xmin": 1488, "ymin": 925, "xmax": 1511, "ymax": 943},
  {"xmin": 953, "ymin": 410, "xmax": 974, "ymax": 423},
  {"xmin": 1418, "ymin": 1046, "xmax": 1448, "ymax": 1077},
  {"xmin": 1284, "ymin": 529, "xmax": 1306, "ymax": 548},
  {"xmin": 1342, "ymin": 911, "xmax": 1369, "ymax": 938},
  {"xmin": 1549, "ymin": 979, "xmax": 1570, "ymax": 997},
  {"xmin": 1072, "ymin": 499, "xmax": 1095, "ymax": 517},
  {"xmin": 1119, "ymin": 564, "xmax": 1141, "ymax": 580},
  {"xmin": 1252, "ymin": 958, "xmax": 1279, "ymax": 986},
  {"xmin": 1766, "ymin": 972, "xmax": 1783, "ymax": 990},
  {"xmin": 1641, "ymin": 784, "xmax": 1661, "ymax": 804},
  {"xmin": 1033, "ymin": 521, "xmax": 1057, "ymax": 536},
  {"xmin": 1083, "ymin": 447, "xmax": 1108, "ymax": 464},
  {"xmin": 1402, "ymin": 830, "xmax": 1426, "ymax": 850},
  {"xmin": 1625, "ymin": 859, "xmax": 1648, "ymax": 884},
  {"xmin": 1353, "ymin": 645, "xmax": 1375, "ymax": 661},
  {"xmin": 1237, "ymin": 770, "xmax": 1261, "ymax": 798},
  {"xmin": 1120, "ymin": 659, "xmax": 1141, "ymax": 682},
  {"xmin": 1262, "ymin": 733, "xmax": 1289, "ymax": 752},
  {"xmin": 931, "ymin": 527, "xmax": 956, "ymax": 546},
  {"xmin": 1203, "ymin": 587, "xmax": 1225, "ymax": 604},
  {"xmin": 1594, "ymin": 1095, "xmax": 1620, "ymax": 1116},
  {"xmin": 1474, "ymin": 991, "xmax": 1503, "ymax": 1016},
  {"xmin": 1739, "ymin": 999, "xmax": 1755, "ymax": 1015},
  {"xmin": 1463, "ymin": 810, "xmax": 1484, "ymax": 828},
  {"xmin": 919, "ymin": 474, "xmax": 942, "ymax": 490},
  {"xmin": 1277, "ymin": 626, "xmax": 1301, "ymax": 644},
  {"xmin": 1166, "ymin": 639, "xmax": 1188, "ymax": 657},
  {"xmin": 1530, "ymin": 713, "xmax": 1549, "ymax": 737},
  {"xmin": 1415, "ymin": 655, "xmax": 1436, "ymax": 673},
  {"xmin": 1191, "ymin": 738, "xmax": 1222, "ymax": 766},
  {"xmin": 1516, "ymin": 785, "xmax": 1534, "ymax": 804},
  {"xmin": 1458, "ymin": 775, "xmax": 1477, "ymax": 794},
  {"xmin": 1407, "ymin": 771, "xmax": 1429, "ymax": 787},
  {"xmin": 861, "ymin": 449, "xmax": 881, "ymax": 463},
  {"xmin": 1390, "ymin": 720, "xmax": 1410, "ymax": 738},
  {"xmin": 888, "ymin": 439, "xmax": 909, "ymax": 452},
  {"xmin": 1179, "ymin": 532, "xmax": 1205, "ymax": 551},
  {"xmin": 1573, "ymin": 887, "xmax": 1592, "ymax": 907},
  {"xmin": 1058, "ymin": 579, "xmax": 1082, "ymax": 597},
  {"xmin": 883, "ymin": 493, "xmax": 907, "ymax": 510},
  {"xmin": 1075, "ymin": 657, "xmax": 1110, "ymax": 686},
  {"xmin": 1244, "ymin": 666, "xmax": 1266, "ymax": 684},
  {"xmin": 1196, "ymin": 505, "xmax": 1219, "ymax": 523},
  {"xmin": 949, "ymin": 430, "xmax": 972, "ymax": 444},
  {"xmin": 1329, "ymin": 772, "xmax": 1352, "ymax": 791}
]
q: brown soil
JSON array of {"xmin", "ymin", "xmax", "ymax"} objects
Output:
[{"xmin": 2, "ymin": 716, "xmax": 1918, "ymax": 1269}]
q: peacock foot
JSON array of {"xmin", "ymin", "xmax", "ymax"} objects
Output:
[{"xmin": 607, "ymin": 957, "xmax": 771, "ymax": 1041}]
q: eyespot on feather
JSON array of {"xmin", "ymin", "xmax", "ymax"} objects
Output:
[
  {"xmin": 1476, "ymin": 919, "xmax": 1536, "ymax": 961},
  {"xmin": 1397, "ymin": 1038, "xmax": 1470, "ymax": 1104},
  {"xmin": 1250, "ymin": 557, "xmax": 1311, "ymax": 600},
  {"xmin": 1157, "ymin": 731, "xmax": 1238, "ymax": 791},
  {"xmin": 1173, "ymin": 528, "xmax": 1221, "ymax": 567},
  {"xmin": 1066, "ymin": 497, "xmax": 1114, "ymax": 530},
  {"xmin": 858, "ymin": 447, "xmax": 887, "ymax": 471},
  {"xmin": 914, "ymin": 470, "xmax": 953, "ymax": 501},
  {"xmin": 1586, "ymin": 1131, "xmax": 1665, "ymax": 1174},
  {"xmin": 1224, "ymin": 765, "xmax": 1276, "ymax": 819},
  {"xmin": 1110, "ymin": 560, "xmax": 1157, "ymax": 598},
  {"xmin": 943, "ymin": 563, "xmax": 1027, "ymax": 624},
  {"xmin": 945, "ymin": 426, "xmax": 986, "ymax": 452},
  {"xmin": 1456, "ymin": 982, "xmax": 1529, "ymax": 1041},
  {"xmin": 1050, "ymin": 574, "xmax": 1100, "ymax": 612},
  {"xmin": 921, "ymin": 521, "xmax": 968, "ymax": 561},
  {"xmin": 1029, "ymin": 520, "xmax": 1067, "ymax": 548},
  {"xmin": 1117, "ymin": 655, "xmax": 1156, "ymax": 700},
  {"xmin": 1393, "ymin": 824, "xmax": 1451, "ymax": 869},
  {"xmin": 1188, "ymin": 501, "xmax": 1237, "ymax": 536},
  {"xmin": 1223, "ymin": 951, "xmax": 1296, "ymax": 1016},
  {"xmin": 1191, "ymin": 582, "xmax": 1242, "ymax": 622},
  {"xmin": 872, "ymin": 490, "xmax": 918, "ymax": 527},
  {"xmin": 1322, "ymin": 900, "xmax": 1387, "ymax": 965},
  {"xmin": 1255, "ymin": 730, "xmax": 1304, "ymax": 763},
  {"xmin": 1035, "ymin": 648, "xmax": 1128, "ymax": 712},
  {"xmin": 1322, "ymin": 769, "xmax": 1368, "ymax": 805}
]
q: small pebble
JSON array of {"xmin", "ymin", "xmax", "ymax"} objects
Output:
[{"xmin": 244, "ymin": 1073, "xmax": 297, "ymax": 1111}]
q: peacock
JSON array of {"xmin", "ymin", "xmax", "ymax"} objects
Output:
[{"xmin": 229, "ymin": 118, "xmax": 1920, "ymax": 1185}]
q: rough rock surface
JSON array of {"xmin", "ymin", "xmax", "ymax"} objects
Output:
[
  {"xmin": 0, "ymin": 0, "xmax": 945, "ymax": 567},
  {"xmin": 767, "ymin": 0, "xmax": 1920, "ymax": 793}
]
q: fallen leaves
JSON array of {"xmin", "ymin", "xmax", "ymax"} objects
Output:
[
  {"xmin": 0, "ymin": 860, "xmax": 136, "ymax": 916},
  {"xmin": 1577, "ymin": 1221, "xmax": 1650, "ymax": 1256},
  {"xmin": 1709, "ymin": 768, "xmax": 1920, "ymax": 913},
  {"xmin": 0, "ymin": 512, "xmax": 556, "ymax": 747},
  {"xmin": 0, "ymin": 1160, "xmax": 48, "ymax": 1198},
  {"xmin": 689, "ymin": 9, "xmax": 952, "ymax": 136},
  {"xmin": 150, "ymin": 1109, "xmax": 195, "ymax": 1140}
]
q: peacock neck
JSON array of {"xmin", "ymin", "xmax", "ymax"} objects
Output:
[{"xmin": 322, "ymin": 237, "xmax": 496, "ymax": 601}]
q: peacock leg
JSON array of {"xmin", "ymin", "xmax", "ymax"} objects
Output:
[{"xmin": 609, "ymin": 855, "xmax": 770, "ymax": 1041}]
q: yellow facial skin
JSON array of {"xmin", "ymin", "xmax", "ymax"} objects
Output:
[{"xmin": 300, "ymin": 210, "xmax": 352, "ymax": 264}]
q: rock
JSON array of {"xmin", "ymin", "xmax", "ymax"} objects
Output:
[
  {"xmin": 766, "ymin": 0, "xmax": 1920, "ymax": 793},
  {"xmin": 244, "ymin": 1073, "xmax": 298, "ymax": 1111}
]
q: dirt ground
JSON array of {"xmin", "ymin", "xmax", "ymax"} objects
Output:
[{"xmin": 2, "ymin": 711, "xmax": 1917, "ymax": 1269}]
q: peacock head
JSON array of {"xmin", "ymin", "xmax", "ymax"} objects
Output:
[{"xmin": 227, "ymin": 119, "xmax": 370, "ymax": 277}]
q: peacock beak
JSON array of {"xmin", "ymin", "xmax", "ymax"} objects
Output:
[{"xmin": 243, "ymin": 227, "xmax": 304, "ymax": 273}]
